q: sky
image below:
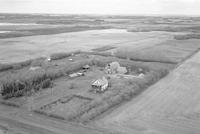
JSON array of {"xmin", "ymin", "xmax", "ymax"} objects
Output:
[{"xmin": 0, "ymin": 0, "xmax": 200, "ymax": 15}]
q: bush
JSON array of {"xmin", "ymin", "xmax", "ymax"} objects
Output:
[
  {"xmin": 0, "ymin": 60, "xmax": 32, "ymax": 72},
  {"xmin": 49, "ymin": 114, "xmax": 65, "ymax": 120},
  {"xmin": 82, "ymin": 51, "xmax": 112, "ymax": 58},
  {"xmin": 91, "ymin": 46, "xmax": 116, "ymax": 52},
  {"xmin": 13, "ymin": 60, "xmax": 32, "ymax": 70},
  {"xmin": 0, "ymin": 64, "xmax": 13, "ymax": 72},
  {"xmin": 1, "ymin": 69, "xmax": 48, "ymax": 99},
  {"xmin": 31, "ymin": 58, "xmax": 45, "ymax": 67},
  {"xmin": 50, "ymin": 50, "xmax": 80, "ymax": 60},
  {"xmin": 0, "ymin": 59, "xmax": 92, "ymax": 99},
  {"xmin": 41, "ymin": 79, "xmax": 52, "ymax": 89}
]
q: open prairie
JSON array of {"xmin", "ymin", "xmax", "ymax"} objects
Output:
[{"xmin": 1, "ymin": 14, "xmax": 200, "ymax": 134}]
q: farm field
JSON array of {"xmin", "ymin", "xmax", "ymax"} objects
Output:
[
  {"xmin": 114, "ymin": 39, "xmax": 200, "ymax": 63},
  {"xmin": 1, "ymin": 14, "xmax": 200, "ymax": 134},
  {"xmin": 94, "ymin": 50, "xmax": 200, "ymax": 134},
  {"xmin": 0, "ymin": 29, "xmax": 174, "ymax": 64}
]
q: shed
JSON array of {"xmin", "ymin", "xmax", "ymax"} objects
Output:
[{"xmin": 82, "ymin": 65, "xmax": 90, "ymax": 70}]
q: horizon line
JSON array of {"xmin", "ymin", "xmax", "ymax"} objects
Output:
[{"xmin": 0, "ymin": 12, "xmax": 200, "ymax": 17}]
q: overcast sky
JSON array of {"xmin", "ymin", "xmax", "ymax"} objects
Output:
[{"xmin": 0, "ymin": 0, "xmax": 200, "ymax": 15}]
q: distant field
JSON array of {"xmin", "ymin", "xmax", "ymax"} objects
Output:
[
  {"xmin": 127, "ymin": 25, "xmax": 200, "ymax": 33},
  {"xmin": 0, "ymin": 14, "xmax": 112, "ymax": 38},
  {"xmin": 114, "ymin": 39, "xmax": 200, "ymax": 63},
  {"xmin": 174, "ymin": 33, "xmax": 200, "ymax": 40},
  {"xmin": 0, "ymin": 25, "xmax": 109, "ymax": 39},
  {"xmin": 1, "ymin": 14, "xmax": 200, "ymax": 64},
  {"xmin": 0, "ymin": 29, "xmax": 174, "ymax": 63}
]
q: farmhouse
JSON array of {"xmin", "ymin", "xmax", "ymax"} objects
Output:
[{"xmin": 92, "ymin": 77, "xmax": 108, "ymax": 93}]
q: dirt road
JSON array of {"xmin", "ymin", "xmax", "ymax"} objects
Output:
[{"xmin": 0, "ymin": 105, "xmax": 104, "ymax": 134}]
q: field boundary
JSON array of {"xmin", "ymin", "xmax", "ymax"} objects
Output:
[
  {"xmin": 0, "ymin": 99, "xmax": 20, "ymax": 108},
  {"xmin": 34, "ymin": 94, "xmax": 93, "ymax": 121},
  {"xmin": 82, "ymin": 51, "xmax": 177, "ymax": 64},
  {"xmin": 176, "ymin": 48, "xmax": 200, "ymax": 68}
]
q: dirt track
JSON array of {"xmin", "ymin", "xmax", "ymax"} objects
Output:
[
  {"xmin": 95, "ymin": 50, "xmax": 200, "ymax": 134},
  {"xmin": 0, "ymin": 105, "xmax": 104, "ymax": 134}
]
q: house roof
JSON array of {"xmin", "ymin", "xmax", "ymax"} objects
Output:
[{"xmin": 92, "ymin": 77, "xmax": 108, "ymax": 87}]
